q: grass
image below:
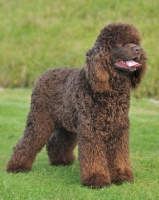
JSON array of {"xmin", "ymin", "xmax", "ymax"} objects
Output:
[
  {"xmin": 0, "ymin": 0, "xmax": 159, "ymax": 98},
  {"xmin": 0, "ymin": 89, "xmax": 159, "ymax": 200}
]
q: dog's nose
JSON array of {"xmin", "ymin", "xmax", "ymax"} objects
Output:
[{"xmin": 132, "ymin": 46, "xmax": 141, "ymax": 54}]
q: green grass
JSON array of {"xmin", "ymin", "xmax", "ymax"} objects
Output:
[
  {"xmin": 0, "ymin": 89, "xmax": 159, "ymax": 200},
  {"xmin": 0, "ymin": 0, "xmax": 159, "ymax": 98}
]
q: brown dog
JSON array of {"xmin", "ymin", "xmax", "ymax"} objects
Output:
[{"xmin": 6, "ymin": 23, "xmax": 147, "ymax": 188}]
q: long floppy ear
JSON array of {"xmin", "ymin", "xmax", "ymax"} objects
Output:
[
  {"xmin": 131, "ymin": 50, "xmax": 147, "ymax": 89},
  {"xmin": 84, "ymin": 52, "xmax": 110, "ymax": 93}
]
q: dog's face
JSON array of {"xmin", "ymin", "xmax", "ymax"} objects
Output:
[
  {"xmin": 110, "ymin": 43, "xmax": 143, "ymax": 72},
  {"xmin": 85, "ymin": 23, "xmax": 147, "ymax": 92}
]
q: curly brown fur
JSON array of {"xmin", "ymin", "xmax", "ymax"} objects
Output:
[{"xmin": 6, "ymin": 23, "xmax": 147, "ymax": 188}]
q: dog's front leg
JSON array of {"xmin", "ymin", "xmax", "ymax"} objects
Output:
[
  {"xmin": 77, "ymin": 124, "xmax": 111, "ymax": 188},
  {"xmin": 107, "ymin": 128, "xmax": 134, "ymax": 184}
]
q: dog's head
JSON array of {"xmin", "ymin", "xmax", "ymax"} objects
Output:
[{"xmin": 84, "ymin": 23, "xmax": 147, "ymax": 92}]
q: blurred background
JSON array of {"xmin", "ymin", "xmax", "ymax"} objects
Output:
[{"xmin": 0, "ymin": 0, "xmax": 158, "ymax": 98}]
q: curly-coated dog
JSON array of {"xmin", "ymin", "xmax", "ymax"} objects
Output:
[{"xmin": 6, "ymin": 23, "xmax": 147, "ymax": 188}]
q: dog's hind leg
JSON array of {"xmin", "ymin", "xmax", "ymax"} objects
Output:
[
  {"xmin": 6, "ymin": 96, "xmax": 55, "ymax": 173},
  {"xmin": 46, "ymin": 128, "xmax": 77, "ymax": 166}
]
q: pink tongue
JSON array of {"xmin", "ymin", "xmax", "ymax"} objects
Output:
[{"xmin": 126, "ymin": 60, "xmax": 142, "ymax": 67}]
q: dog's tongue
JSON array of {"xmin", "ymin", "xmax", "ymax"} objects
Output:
[
  {"xmin": 125, "ymin": 60, "xmax": 142, "ymax": 67},
  {"xmin": 115, "ymin": 60, "xmax": 142, "ymax": 69}
]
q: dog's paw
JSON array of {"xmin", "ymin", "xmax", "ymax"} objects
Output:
[
  {"xmin": 49, "ymin": 153, "xmax": 75, "ymax": 166},
  {"xmin": 6, "ymin": 164, "xmax": 31, "ymax": 173},
  {"xmin": 82, "ymin": 173, "xmax": 111, "ymax": 188},
  {"xmin": 111, "ymin": 167, "xmax": 134, "ymax": 184},
  {"xmin": 6, "ymin": 158, "xmax": 32, "ymax": 173}
]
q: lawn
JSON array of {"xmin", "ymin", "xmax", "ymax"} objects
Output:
[{"xmin": 0, "ymin": 89, "xmax": 159, "ymax": 200}]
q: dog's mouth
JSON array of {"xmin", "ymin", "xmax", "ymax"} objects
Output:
[{"xmin": 115, "ymin": 57, "xmax": 142, "ymax": 71}]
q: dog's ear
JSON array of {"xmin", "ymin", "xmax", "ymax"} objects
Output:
[{"xmin": 84, "ymin": 53, "xmax": 110, "ymax": 92}]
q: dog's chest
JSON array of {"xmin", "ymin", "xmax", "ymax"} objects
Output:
[{"xmin": 90, "ymin": 94, "xmax": 130, "ymax": 130}]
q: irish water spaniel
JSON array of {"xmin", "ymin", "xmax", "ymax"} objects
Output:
[{"xmin": 6, "ymin": 23, "xmax": 147, "ymax": 188}]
